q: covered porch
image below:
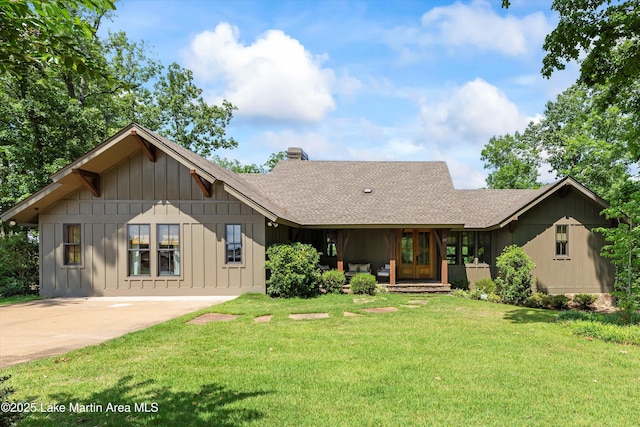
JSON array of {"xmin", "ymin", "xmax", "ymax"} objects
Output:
[{"xmin": 266, "ymin": 224, "xmax": 452, "ymax": 286}]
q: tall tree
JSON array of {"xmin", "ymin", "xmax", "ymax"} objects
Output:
[
  {"xmin": 481, "ymin": 122, "xmax": 541, "ymax": 189},
  {"xmin": 541, "ymin": 0, "xmax": 640, "ymax": 159},
  {"xmin": 481, "ymin": 83, "xmax": 633, "ymax": 197}
]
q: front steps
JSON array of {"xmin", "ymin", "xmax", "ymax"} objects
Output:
[{"xmin": 384, "ymin": 283, "xmax": 451, "ymax": 294}]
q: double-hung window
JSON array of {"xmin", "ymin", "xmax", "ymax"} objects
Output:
[
  {"xmin": 64, "ymin": 224, "xmax": 81, "ymax": 265},
  {"xmin": 158, "ymin": 224, "xmax": 180, "ymax": 275},
  {"xmin": 128, "ymin": 224, "xmax": 150, "ymax": 275},
  {"xmin": 226, "ymin": 224, "xmax": 242, "ymax": 263},
  {"xmin": 556, "ymin": 225, "xmax": 568, "ymax": 256}
]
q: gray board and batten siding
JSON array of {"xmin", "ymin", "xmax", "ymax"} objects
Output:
[{"xmin": 39, "ymin": 149, "xmax": 265, "ymax": 297}]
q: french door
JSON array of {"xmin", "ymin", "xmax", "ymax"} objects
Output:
[{"xmin": 398, "ymin": 229, "xmax": 435, "ymax": 280}]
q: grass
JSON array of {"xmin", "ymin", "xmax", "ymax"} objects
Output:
[
  {"xmin": 2, "ymin": 293, "xmax": 640, "ymax": 426},
  {"xmin": 0, "ymin": 294, "xmax": 41, "ymax": 306},
  {"xmin": 557, "ymin": 310, "xmax": 640, "ymax": 345}
]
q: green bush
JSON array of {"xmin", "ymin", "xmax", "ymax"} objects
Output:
[
  {"xmin": 468, "ymin": 288, "xmax": 483, "ymax": 300},
  {"xmin": 451, "ymin": 289, "xmax": 468, "ymax": 298},
  {"xmin": 321, "ymin": 270, "xmax": 346, "ymax": 294},
  {"xmin": 474, "ymin": 278, "xmax": 496, "ymax": 295},
  {"xmin": 265, "ymin": 243, "xmax": 321, "ymax": 298},
  {"xmin": 0, "ymin": 233, "xmax": 39, "ymax": 297},
  {"xmin": 549, "ymin": 294, "xmax": 570, "ymax": 310},
  {"xmin": 450, "ymin": 278, "xmax": 470, "ymax": 290},
  {"xmin": 349, "ymin": 273, "xmax": 377, "ymax": 295},
  {"xmin": 495, "ymin": 245, "xmax": 535, "ymax": 306},
  {"xmin": 487, "ymin": 293, "xmax": 502, "ymax": 304},
  {"xmin": 573, "ymin": 293, "xmax": 597, "ymax": 310},
  {"xmin": 0, "ymin": 375, "xmax": 21, "ymax": 427},
  {"xmin": 524, "ymin": 292, "xmax": 549, "ymax": 309}
]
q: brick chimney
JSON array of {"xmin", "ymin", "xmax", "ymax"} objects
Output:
[{"xmin": 286, "ymin": 147, "xmax": 309, "ymax": 160}]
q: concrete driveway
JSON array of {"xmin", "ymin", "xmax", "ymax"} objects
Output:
[{"xmin": 0, "ymin": 296, "xmax": 236, "ymax": 368}]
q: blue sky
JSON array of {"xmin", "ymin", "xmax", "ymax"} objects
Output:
[{"xmin": 102, "ymin": 0, "xmax": 579, "ymax": 188}]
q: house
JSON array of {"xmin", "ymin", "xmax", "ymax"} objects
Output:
[{"xmin": 1, "ymin": 123, "xmax": 614, "ymax": 297}]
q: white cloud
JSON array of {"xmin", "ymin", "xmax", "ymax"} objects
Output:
[
  {"xmin": 412, "ymin": 78, "xmax": 532, "ymax": 188},
  {"xmin": 419, "ymin": 0, "xmax": 552, "ymax": 56},
  {"xmin": 182, "ymin": 23, "xmax": 339, "ymax": 122},
  {"xmin": 420, "ymin": 78, "xmax": 528, "ymax": 143}
]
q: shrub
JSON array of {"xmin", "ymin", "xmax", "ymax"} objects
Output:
[
  {"xmin": 265, "ymin": 243, "xmax": 321, "ymax": 298},
  {"xmin": 0, "ymin": 375, "xmax": 21, "ymax": 427},
  {"xmin": 451, "ymin": 289, "xmax": 468, "ymax": 298},
  {"xmin": 450, "ymin": 278, "xmax": 470, "ymax": 290},
  {"xmin": 524, "ymin": 292, "xmax": 549, "ymax": 309},
  {"xmin": 375, "ymin": 285, "xmax": 389, "ymax": 294},
  {"xmin": 495, "ymin": 245, "xmax": 535, "ymax": 306},
  {"xmin": 321, "ymin": 270, "xmax": 346, "ymax": 294},
  {"xmin": 349, "ymin": 273, "xmax": 377, "ymax": 295},
  {"xmin": 573, "ymin": 293, "xmax": 597, "ymax": 310},
  {"xmin": 549, "ymin": 294, "xmax": 570, "ymax": 310},
  {"xmin": 468, "ymin": 288, "xmax": 483, "ymax": 300},
  {"xmin": 0, "ymin": 233, "xmax": 39, "ymax": 297},
  {"xmin": 487, "ymin": 293, "xmax": 502, "ymax": 304},
  {"xmin": 474, "ymin": 278, "xmax": 496, "ymax": 295}
]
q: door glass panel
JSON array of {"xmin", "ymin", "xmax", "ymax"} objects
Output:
[
  {"xmin": 417, "ymin": 231, "xmax": 430, "ymax": 265},
  {"xmin": 401, "ymin": 231, "xmax": 413, "ymax": 264}
]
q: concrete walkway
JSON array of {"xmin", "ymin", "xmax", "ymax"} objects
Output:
[{"xmin": 0, "ymin": 296, "xmax": 236, "ymax": 368}]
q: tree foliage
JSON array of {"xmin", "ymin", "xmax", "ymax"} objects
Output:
[
  {"xmin": 213, "ymin": 151, "xmax": 286, "ymax": 174},
  {"xmin": 481, "ymin": 122, "xmax": 541, "ymax": 189},
  {"xmin": 594, "ymin": 181, "xmax": 640, "ymax": 322},
  {"xmin": 0, "ymin": 0, "xmax": 115, "ymax": 77},
  {"xmin": 481, "ymin": 83, "xmax": 633, "ymax": 199},
  {"xmin": 541, "ymin": 0, "xmax": 640, "ymax": 159}
]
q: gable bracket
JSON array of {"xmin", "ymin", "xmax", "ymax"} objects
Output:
[
  {"xmin": 508, "ymin": 217, "xmax": 519, "ymax": 233},
  {"xmin": 131, "ymin": 129, "xmax": 156, "ymax": 162},
  {"xmin": 560, "ymin": 183, "xmax": 571, "ymax": 199},
  {"xmin": 190, "ymin": 169, "xmax": 212, "ymax": 198},
  {"xmin": 72, "ymin": 168, "xmax": 100, "ymax": 197}
]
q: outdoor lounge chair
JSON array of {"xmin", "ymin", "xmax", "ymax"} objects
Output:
[
  {"xmin": 377, "ymin": 264, "xmax": 391, "ymax": 282},
  {"xmin": 345, "ymin": 263, "xmax": 371, "ymax": 280}
]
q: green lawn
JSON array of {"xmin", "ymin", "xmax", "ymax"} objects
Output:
[
  {"xmin": 0, "ymin": 294, "xmax": 41, "ymax": 306},
  {"xmin": 3, "ymin": 293, "xmax": 639, "ymax": 426}
]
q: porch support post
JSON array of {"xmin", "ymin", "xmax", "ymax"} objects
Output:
[
  {"xmin": 436, "ymin": 229, "xmax": 450, "ymax": 285},
  {"xmin": 335, "ymin": 229, "xmax": 351, "ymax": 272},
  {"xmin": 384, "ymin": 229, "xmax": 397, "ymax": 285},
  {"xmin": 390, "ymin": 230, "xmax": 397, "ymax": 285}
]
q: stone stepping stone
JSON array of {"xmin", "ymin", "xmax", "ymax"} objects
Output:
[
  {"xmin": 289, "ymin": 313, "xmax": 329, "ymax": 320},
  {"xmin": 400, "ymin": 304, "xmax": 420, "ymax": 309},
  {"xmin": 188, "ymin": 313, "xmax": 239, "ymax": 324},
  {"xmin": 343, "ymin": 311, "xmax": 362, "ymax": 317},
  {"xmin": 353, "ymin": 297, "xmax": 377, "ymax": 304},
  {"xmin": 254, "ymin": 315, "xmax": 273, "ymax": 323},
  {"xmin": 361, "ymin": 307, "xmax": 398, "ymax": 313},
  {"xmin": 408, "ymin": 300, "xmax": 428, "ymax": 305}
]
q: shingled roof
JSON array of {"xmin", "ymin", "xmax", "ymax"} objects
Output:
[
  {"xmin": 243, "ymin": 160, "xmax": 468, "ymax": 227},
  {"xmin": 242, "ymin": 159, "xmax": 608, "ymax": 229}
]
